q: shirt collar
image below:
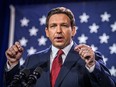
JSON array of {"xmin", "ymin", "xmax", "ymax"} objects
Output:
[{"xmin": 51, "ymin": 40, "xmax": 74, "ymax": 58}]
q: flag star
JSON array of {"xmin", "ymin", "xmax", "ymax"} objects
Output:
[
  {"xmin": 102, "ymin": 55, "xmax": 108, "ymax": 65},
  {"xmin": 100, "ymin": 12, "xmax": 111, "ymax": 22},
  {"xmin": 110, "ymin": 22, "xmax": 116, "ymax": 32},
  {"xmin": 79, "ymin": 12, "xmax": 89, "ymax": 23},
  {"xmin": 99, "ymin": 33, "xmax": 109, "ymax": 44},
  {"xmin": 90, "ymin": 44, "xmax": 98, "ymax": 51},
  {"xmin": 19, "ymin": 37, "xmax": 28, "ymax": 47},
  {"xmin": 27, "ymin": 47, "xmax": 36, "ymax": 55},
  {"xmin": 29, "ymin": 26, "xmax": 38, "ymax": 36},
  {"xmin": 20, "ymin": 57, "xmax": 25, "ymax": 65},
  {"xmin": 109, "ymin": 43, "xmax": 116, "ymax": 54},
  {"xmin": 89, "ymin": 23, "xmax": 99, "ymax": 33},
  {"xmin": 39, "ymin": 15, "xmax": 46, "ymax": 25},
  {"xmin": 78, "ymin": 34, "xmax": 88, "ymax": 44},
  {"xmin": 38, "ymin": 36, "xmax": 47, "ymax": 46},
  {"xmin": 109, "ymin": 66, "xmax": 116, "ymax": 77},
  {"xmin": 20, "ymin": 17, "xmax": 30, "ymax": 27}
]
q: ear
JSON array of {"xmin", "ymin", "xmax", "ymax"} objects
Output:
[
  {"xmin": 45, "ymin": 27, "xmax": 49, "ymax": 37},
  {"xmin": 72, "ymin": 26, "xmax": 76, "ymax": 37}
]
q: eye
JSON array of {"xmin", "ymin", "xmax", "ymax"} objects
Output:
[
  {"xmin": 61, "ymin": 24, "xmax": 69, "ymax": 28},
  {"xmin": 49, "ymin": 24, "xmax": 57, "ymax": 28}
]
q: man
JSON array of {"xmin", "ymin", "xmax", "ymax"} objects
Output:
[{"xmin": 5, "ymin": 7, "xmax": 115, "ymax": 87}]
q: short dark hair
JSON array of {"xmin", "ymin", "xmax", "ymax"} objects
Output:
[{"xmin": 46, "ymin": 7, "xmax": 75, "ymax": 28}]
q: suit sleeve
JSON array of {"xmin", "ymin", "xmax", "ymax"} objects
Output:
[
  {"xmin": 4, "ymin": 63, "xmax": 20, "ymax": 87},
  {"xmin": 88, "ymin": 51, "xmax": 116, "ymax": 87}
]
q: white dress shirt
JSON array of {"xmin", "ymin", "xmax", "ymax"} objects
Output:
[{"xmin": 50, "ymin": 41, "xmax": 95, "ymax": 72}]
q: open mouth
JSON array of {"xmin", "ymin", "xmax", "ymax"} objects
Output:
[{"xmin": 54, "ymin": 36, "xmax": 64, "ymax": 42}]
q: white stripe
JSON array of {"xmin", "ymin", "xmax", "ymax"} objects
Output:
[{"xmin": 9, "ymin": 5, "xmax": 15, "ymax": 47}]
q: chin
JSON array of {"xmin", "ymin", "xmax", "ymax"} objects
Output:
[{"xmin": 53, "ymin": 43, "xmax": 65, "ymax": 49}]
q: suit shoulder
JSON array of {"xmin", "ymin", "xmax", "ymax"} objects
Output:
[
  {"xmin": 23, "ymin": 48, "xmax": 50, "ymax": 68},
  {"xmin": 36, "ymin": 48, "xmax": 50, "ymax": 54},
  {"xmin": 29, "ymin": 47, "xmax": 50, "ymax": 56}
]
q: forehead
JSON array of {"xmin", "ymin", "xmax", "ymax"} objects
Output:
[{"xmin": 48, "ymin": 14, "xmax": 70, "ymax": 24}]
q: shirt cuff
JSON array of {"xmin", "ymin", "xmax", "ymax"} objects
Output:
[
  {"xmin": 85, "ymin": 63, "xmax": 95, "ymax": 73},
  {"xmin": 6, "ymin": 61, "xmax": 18, "ymax": 71}
]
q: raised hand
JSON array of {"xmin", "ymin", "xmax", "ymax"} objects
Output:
[
  {"xmin": 5, "ymin": 42, "xmax": 24, "ymax": 67},
  {"xmin": 74, "ymin": 44, "xmax": 96, "ymax": 68}
]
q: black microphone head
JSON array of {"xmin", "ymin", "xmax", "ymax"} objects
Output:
[
  {"xmin": 34, "ymin": 67, "xmax": 43, "ymax": 75},
  {"xmin": 20, "ymin": 68, "xmax": 30, "ymax": 77},
  {"xmin": 26, "ymin": 67, "xmax": 43, "ymax": 86},
  {"xmin": 9, "ymin": 68, "xmax": 30, "ymax": 86}
]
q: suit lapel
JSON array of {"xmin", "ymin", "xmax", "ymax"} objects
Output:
[{"xmin": 55, "ymin": 43, "xmax": 80, "ymax": 87}]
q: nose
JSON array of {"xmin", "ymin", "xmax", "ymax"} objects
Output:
[{"xmin": 56, "ymin": 26, "xmax": 62, "ymax": 33}]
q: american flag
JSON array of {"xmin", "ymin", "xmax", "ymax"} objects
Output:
[{"xmin": 9, "ymin": 1, "xmax": 116, "ymax": 81}]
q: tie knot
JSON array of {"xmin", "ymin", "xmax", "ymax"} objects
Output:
[{"xmin": 57, "ymin": 50, "xmax": 64, "ymax": 56}]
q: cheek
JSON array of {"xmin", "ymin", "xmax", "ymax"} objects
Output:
[
  {"xmin": 65, "ymin": 30, "xmax": 73, "ymax": 37},
  {"xmin": 46, "ymin": 29, "xmax": 54, "ymax": 37},
  {"xmin": 49, "ymin": 34, "xmax": 53, "ymax": 39},
  {"xmin": 48, "ymin": 31, "xmax": 55, "ymax": 39}
]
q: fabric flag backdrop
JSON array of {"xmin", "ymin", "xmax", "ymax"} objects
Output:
[{"xmin": 9, "ymin": 1, "xmax": 116, "ymax": 81}]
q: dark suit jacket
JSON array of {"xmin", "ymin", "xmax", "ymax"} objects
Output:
[{"xmin": 4, "ymin": 43, "xmax": 115, "ymax": 87}]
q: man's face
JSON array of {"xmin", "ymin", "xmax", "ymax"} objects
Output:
[{"xmin": 45, "ymin": 14, "xmax": 76, "ymax": 49}]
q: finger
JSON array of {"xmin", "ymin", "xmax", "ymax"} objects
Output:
[
  {"xmin": 74, "ymin": 45, "xmax": 81, "ymax": 51},
  {"xmin": 75, "ymin": 44, "xmax": 86, "ymax": 49},
  {"xmin": 79, "ymin": 48, "xmax": 92, "ymax": 59},
  {"xmin": 6, "ymin": 47, "xmax": 15, "ymax": 58},
  {"xmin": 74, "ymin": 46, "xmax": 80, "ymax": 52},
  {"xmin": 8, "ymin": 46, "xmax": 16, "ymax": 57},
  {"xmin": 6, "ymin": 49, "xmax": 19, "ymax": 62},
  {"xmin": 78, "ymin": 48, "xmax": 86, "ymax": 55},
  {"xmin": 74, "ymin": 44, "xmax": 86, "ymax": 52},
  {"xmin": 8, "ymin": 58, "xmax": 18, "ymax": 63},
  {"xmin": 6, "ymin": 50, "xmax": 14, "ymax": 58},
  {"xmin": 80, "ymin": 51, "xmax": 89, "ymax": 60},
  {"xmin": 12, "ymin": 45, "xmax": 19, "ymax": 52},
  {"xmin": 83, "ymin": 52, "xmax": 91, "ymax": 60},
  {"xmin": 15, "ymin": 42, "xmax": 23, "ymax": 52}
]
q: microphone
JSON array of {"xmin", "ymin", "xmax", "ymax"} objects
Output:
[
  {"xmin": 8, "ymin": 68, "xmax": 30, "ymax": 87},
  {"xmin": 24, "ymin": 66, "xmax": 43, "ymax": 87}
]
